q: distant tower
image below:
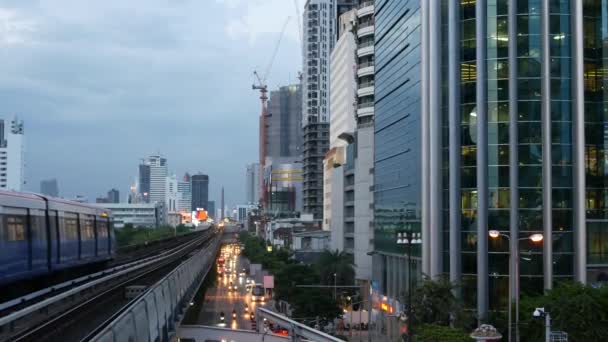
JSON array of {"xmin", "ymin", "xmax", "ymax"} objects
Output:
[
  {"xmin": 221, "ymin": 186, "xmax": 225, "ymax": 219},
  {"xmin": 0, "ymin": 116, "xmax": 25, "ymax": 191}
]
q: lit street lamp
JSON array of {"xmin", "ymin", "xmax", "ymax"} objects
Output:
[
  {"xmin": 396, "ymin": 231, "xmax": 422, "ymax": 342},
  {"xmin": 488, "ymin": 230, "xmax": 543, "ymax": 342}
]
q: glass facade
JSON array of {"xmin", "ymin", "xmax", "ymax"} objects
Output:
[
  {"xmin": 373, "ymin": 0, "xmax": 422, "ymax": 257},
  {"xmin": 584, "ymin": 0, "xmax": 608, "ymax": 282},
  {"xmin": 372, "ymin": 0, "xmax": 608, "ymax": 317}
]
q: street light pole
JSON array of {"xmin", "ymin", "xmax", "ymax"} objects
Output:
[
  {"xmin": 489, "ymin": 230, "xmax": 543, "ymax": 342},
  {"xmin": 397, "ymin": 231, "xmax": 421, "ymax": 342}
]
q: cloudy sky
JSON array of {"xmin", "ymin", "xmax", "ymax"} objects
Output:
[{"xmin": 0, "ymin": 0, "xmax": 302, "ymax": 207}]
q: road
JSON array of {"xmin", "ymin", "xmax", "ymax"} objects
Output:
[{"xmin": 196, "ymin": 243, "xmax": 264, "ymax": 332}]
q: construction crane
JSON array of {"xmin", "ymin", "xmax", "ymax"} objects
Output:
[{"xmin": 252, "ymin": 16, "xmax": 291, "ymax": 207}]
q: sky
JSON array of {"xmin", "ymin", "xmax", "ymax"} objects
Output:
[{"xmin": 0, "ymin": 0, "xmax": 302, "ymax": 208}]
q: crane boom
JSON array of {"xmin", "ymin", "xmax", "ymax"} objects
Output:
[
  {"xmin": 263, "ymin": 16, "xmax": 291, "ymax": 82},
  {"xmin": 293, "ymin": 0, "xmax": 302, "ymax": 46}
]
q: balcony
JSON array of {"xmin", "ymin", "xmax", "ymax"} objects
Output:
[
  {"xmin": 357, "ymin": 102, "xmax": 374, "ymax": 117},
  {"xmin": 357, "ymin": 41, "xmax": 374, "ymax": 57},
  {"xmin": 357, "ymin": 22, "xmax": 374, "ymax": 39},
  {"xmin": 357, "ymin": 62, "xmax": 375, "ymax": 78},
  {"xmin": 357, "ymin": 2, "xmax": 374, "ymax": 18},
  {"xmin": 357, "ymin": 81, "xmax": 374, "ymax": 97}
]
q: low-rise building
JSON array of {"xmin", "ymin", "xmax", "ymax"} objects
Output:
[
  {"xmin": 292, "ymin": 230, "xmax": 331, "ymax": 263},
  {"xmin": 99, "ymin": 202, "xmax": 165, "ymax": 228}
]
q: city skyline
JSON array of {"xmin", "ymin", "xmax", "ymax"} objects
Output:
[{"xmin": 0, "ymin": 0, "xmax": 302, "ymax": 208}]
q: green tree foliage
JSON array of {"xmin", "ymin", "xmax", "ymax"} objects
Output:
[
  {"xmin": 416, "ymin": 324, "xmax": 471, "ymax": 342},
  {"xmin": 114, "ymin": 225, "xmax": 190, "ymax": 247},
  {"xmin": 410, "ymin": 277, "xmax": 470, "ymax": 328},
  {"xmin": 238, "ymin": 232, "xmax": 343, "ymax": 320},
  {"xmin": 314, "ymin": 249, "xmax": 355, "ymax": 287},
  {"xmin": 519, "ymin": 282, "xmax": 608, "ymax": 342}
]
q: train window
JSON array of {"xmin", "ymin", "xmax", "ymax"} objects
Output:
[
  {"xmin": 5, "ymin": 215, "xmax": 26, "ymax": 241},
  {"xmin": 82, "ymin": 217, "xmax": 94, "ymax": 240},
  {"xmin": 64, "ymin": 216, "xmax": 78, "ymax": 240},
  {"xmin": 97, "ymin": 219, "xmax": 108, "ymax": 238}
]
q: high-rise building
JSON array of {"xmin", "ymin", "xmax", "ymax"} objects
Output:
[
  {"xmin": 264, "ymin": 158, "xmax": 304, "ymax": 216},
  {"xmin": 301, "ymin": 0, "xmax": 339, "ymax": 219},
  {"xmin": 107, "ymin": 188, "xmax": 120, "ymax": 203},
  {"xmin": 324, "ymin": 8, "xmax": 357, "ymax": 232},
  {"xmin": 0, "ymin": 117, "xmax": 24, "ymax": 191},
  {"xmin": 178, "ymin": 173, "xmax": 192, "ymax": 212},
  {"xmin": 207, "ymin": 200, "xmax": 216, "ymax": 220},
  {"xmin": 191, "ymin": 173, "xmax": 209, "ymax": 212},
  {"xmin": 246, "ymin": 163, "xmax": 260, "ymax": 205},
  {"xmin": 267, "ymin": 85, "xmax": 303, "ymax": 160},
  {"xmin": 371, "ymin": 0, "xmax": 608, "ymax": 328},
  {"xmin": 40, "ymin": 178, "xmax": 59, "ymax": 197},
  {"xmin": 165, "ymin": 174, "xmax": 178, "ymax": 212},
  {"xmin": 138, "ymin": 162, "xmax": 151, "ymax": 203},
  {"xmin": 146, "ymin": 155, "xmax": 167, "ymax": 205}
]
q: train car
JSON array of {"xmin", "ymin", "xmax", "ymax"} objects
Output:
[{"xmin": 0, "ymin": 190, "xmax": 115, "ymax": 286}]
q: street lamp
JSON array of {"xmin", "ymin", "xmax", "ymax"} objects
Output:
[
  {"xmin": 488, "ymin": 230, "xmax": 543, "ymax": 342},
  {"xmin": 396, "ymin": 231, "xmax": 422, "ymax": 342}
]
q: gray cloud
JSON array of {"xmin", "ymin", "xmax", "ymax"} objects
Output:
[{"xmin": 0, "ymin": 0, "xmax": 301, "ymax": 207}]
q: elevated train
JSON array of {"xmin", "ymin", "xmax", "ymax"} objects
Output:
[{"xmin": 0, "ymin": 190, "xmax": 115, "ymax": 286}]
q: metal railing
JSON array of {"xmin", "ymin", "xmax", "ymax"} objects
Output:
[
  {"xmin": 358, "ymin": 61, "xmax": 375, "ymax": 69},
  {"xmin": 358, "ymin": 40, "xmax": 374, "ymax": 49},
  {"xmin": 359, "ymin": 81, "xmax": 375, "ymax": 89},
  {"xmin": 358, "ymin": 1, "xmax": 374, "ymax": 9},
  {"xmin": 358, "ymin": 102, "xmax": 374, "ymax": 109},
  {"xmin": 89, "ymin": 236, "xmax": 220, "ymax": 342}
]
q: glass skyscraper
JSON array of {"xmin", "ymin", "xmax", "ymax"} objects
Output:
[{"xmin": 372, "ymin": 0, "xmax": 608, "ymax": 322}]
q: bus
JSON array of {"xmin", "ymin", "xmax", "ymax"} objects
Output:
[{"xmin": 251, "ymin": 284, "xmax": 265, "ymax": 302}]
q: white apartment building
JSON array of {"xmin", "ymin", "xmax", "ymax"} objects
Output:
[
  {"xmin": 177, "ymin": 173, "xmax": 191, "ymax": 212},
  {"xmin": 147, "ymin": 154, "xmax": 167, "ymax": 205},
  {"xmin": 0, "ymin": 117, "xmax": 25, "ymax": 191},
  {"xmin": 166, "ymin": 174, "xmax": 178, "ymax": 212},
  {"xmin": 323, "ymin": 9, "xmax": 357, "ymax": 231}
]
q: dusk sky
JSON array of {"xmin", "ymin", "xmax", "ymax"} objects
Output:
[{"xmin": 0, "ymin": 0, "xmax": 302, "ymax": 208}]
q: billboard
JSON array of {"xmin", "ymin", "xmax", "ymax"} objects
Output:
[{"xmin": 263, "ymin": 275, "xmax": 274, "ymax": 289}]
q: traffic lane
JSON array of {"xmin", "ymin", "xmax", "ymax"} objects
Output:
[{"xmin": 198, "ymin": 257, "xmax": 252, "ymax": 329}]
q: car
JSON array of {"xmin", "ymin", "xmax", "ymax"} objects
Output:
[{"xmin": 228, "ymin": 282, "xmax": 238, "ymax": 291}]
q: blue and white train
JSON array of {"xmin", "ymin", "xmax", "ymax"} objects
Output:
[{"xmin": 0, "ymin": 190, "xmax": 115, "ymax": 285}]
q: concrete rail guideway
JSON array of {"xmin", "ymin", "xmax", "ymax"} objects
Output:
[{"xmin": 0, "ymin": 230, "xmax": 216, "ymax": 341}]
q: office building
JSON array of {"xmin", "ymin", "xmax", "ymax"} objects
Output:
[
  {"xmin": 371, "ymin": 0, "xmax": 608, "ymax": 330},
  {"xmin": 166, "ymin": 174, "xmax": 178, "ymax": 212},
  {"xmin": 178, "ymin": 173, "xmax": 192, "ymax": 212},
  {"xmin": 138, "ymin": 162, "xmax": 151, "ymax": 203},
  {"xmin": 208, "ymin": 200, "xmax": 216, "ymax": 220},
  {"xmin": 40, "ymin": 178, "xmax": 59, "ymax": 197},
  {"xmin": 191, "ymin": 173, "xmax": 209, "ymax": 212},
  {"xmin": 0, "ymin": 117, "xmax": 24, "ymax": 191},
  {"xmin": 100, "ymin": 202, "xmax": 165, "ymax": 229},
  {"xmin": 236, "ymin": 204, "xmax": 256, "ymax": 223},
  {"xmin": 245, "ymin": 163, "xmax": 260, "ymax": 205},
  {"xmin": 352, "ymin": 0, "xmax": 375, "ymax": 296},
  {"xmin": 267, "ymin": 85, "xmax": 303, "ymax": 160},
  {"xmin": 147, "ymin": 154, "xmax": 168, "ymax": 205},
  {"xmin": 302, "ymin": 0, "xmax": 339, "ymax": 219},
  {"xmin": 324, "ymin": 9, "xmax": 357, "ymax": 231},
  {"xmin": 107, "ymin": 188, "xmax": 120, "ymax": 203}
]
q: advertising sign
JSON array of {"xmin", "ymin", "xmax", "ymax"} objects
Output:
[{"xmin": 263, "ymin": 275, "xmax": 274, "ymax": 289}]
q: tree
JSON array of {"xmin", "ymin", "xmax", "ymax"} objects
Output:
[
  {"xmin": 314, "ymin": 250, "xmax": 355, "ymax": 288},
  {"xmin": 519, "ymin": 282, "xmax": 608, "ymax": 342},
  {"xmin": 409, "ymin": 277, "xmax": 470, "ymax": 329}
]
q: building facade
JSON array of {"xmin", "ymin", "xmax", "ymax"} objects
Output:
[
  {"xmin": 302, "ymin": 0, "xmax": 339, "ymax": 219},
  {"xmin": 40, "ymin": 178, "xmax": 59, "ymax": 197},
  {"xmin": 208, "ymin": 200, "xmax": 216, "ymax": 220},
  {"xmin": 138, "ymin": 163, "xmax": 151, "ymax": 203},
  {"xmin": 246, "ymin": 163, "xmax": 260, "ymax": 205},
  {"xmin": 264, "ymin": 159, "xmax": 304, "ymax": 217},
  {"xmin": 0, "ymin": 117, "xmax": 24, "ymax": 191},
  {"xmin": 107, "ymin": 188, "xmax": 120, "ymax": 203},
  {"xmin": 177, "ymin": 173, "xmax": 192, "ymax": 212},
  {"xmin": 100, "ymin": 202, "xmax": 165, "ymax": 229},
  {"xmin": 166, "ymin": 174, "xmax": 178, "ymax": 212},
  {"xmin": 371, "ymin": 0, "xmax": 608, "ymax": 327},
  {"xmin": 267, "ymin": 85, "xmax": 303, "ymax": 160},
  {"xmin": 324, "ymin": 9, "xmax": 358, "ymax": 231},
  {"xmin": 191, "ymin": 173, "xmax": 209, "ymax": 212}
]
